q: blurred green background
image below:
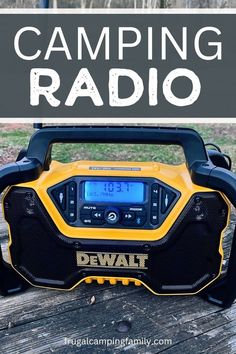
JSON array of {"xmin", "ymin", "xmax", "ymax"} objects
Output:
[{"xmin": 0, "ymin": 124, "xmax": 235, "ymax": 170}]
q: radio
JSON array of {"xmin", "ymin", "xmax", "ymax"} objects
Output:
[{"xmin": 1, "ymin": 126, "xmax": 236, "ymax": 308}]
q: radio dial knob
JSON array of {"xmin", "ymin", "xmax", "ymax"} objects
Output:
[{"xmin": 105, "ymin": 208, "xmax": 120, "ymax": 224}]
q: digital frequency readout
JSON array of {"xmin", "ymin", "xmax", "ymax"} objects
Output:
[{"xmin": 84, "ymin": 181, "xmax": 145, "ymax": 203}]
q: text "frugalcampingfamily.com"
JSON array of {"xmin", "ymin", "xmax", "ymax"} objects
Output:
[{"xmin": 64, "ymin": 336, "xmax": 172, "ymax": 348}]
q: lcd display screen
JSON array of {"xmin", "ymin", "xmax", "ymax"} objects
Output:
[{"xmin": 84, "ymin": 181, "xmax": 145, "ymax": 203}]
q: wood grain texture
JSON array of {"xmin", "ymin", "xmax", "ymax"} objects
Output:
[{"xmin": 1, "ymin": 0, "xmax": 236, "ymax": 8}]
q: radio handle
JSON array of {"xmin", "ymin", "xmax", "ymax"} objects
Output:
[{"xmin": 25, "ymin": 126, "xmax": 208, "ymax": 171}]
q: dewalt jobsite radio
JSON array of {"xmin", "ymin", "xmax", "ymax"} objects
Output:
[{"xmin": 1, "ymin": 126, "xmax": 236, "ymax": 308}]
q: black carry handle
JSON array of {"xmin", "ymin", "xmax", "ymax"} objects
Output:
[{"xmin": 26, "ymin": 126, "xmax": 208, "ymax": 171}]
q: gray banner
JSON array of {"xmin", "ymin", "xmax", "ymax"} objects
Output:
[{"xmin": 0, "ymin": 13, "xmax": 235, "ymax": 118}]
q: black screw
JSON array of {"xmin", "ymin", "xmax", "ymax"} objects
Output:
[
  {"xmin": 25, "ymin": 192, "xmax": 33, "ymax": 199},
  {"xmin": 144, "ymin": 244, "xmax": 151, "ymax": 252},
  {"xmin": 194, "ymin": 196, "xmax": 202, "ymax": 204},
  {"xmin": 74, "ymin": 242, "xmax": 81, "ymax": 250},
  {"xmin": 220, "ymin": 209, "xmax": 227, "ymax": 217},
  {"xmin": 4, "ymin": 202, "xmax": 10, "ymax": 210}
]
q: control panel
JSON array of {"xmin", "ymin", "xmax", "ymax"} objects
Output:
[{"xmin": 48, "ymin": 177, "xmax": 180, "ymax": 229}]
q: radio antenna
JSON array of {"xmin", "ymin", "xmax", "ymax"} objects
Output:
[
  {"xmin": 33, "ymin": 0, "xmax": 49, "ymax": 129},
  {"xmin": 39, "ymin": 0, "xmax": 49, "ymax": 8}
]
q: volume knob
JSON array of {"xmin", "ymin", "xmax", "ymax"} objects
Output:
[{"xmin": 105, "ymin": 208, "xmax": 120, "ymax": 224}]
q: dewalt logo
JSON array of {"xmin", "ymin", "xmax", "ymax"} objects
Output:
[{"xmin": 76, "ymin": 252, "xmax": 148, "ymax": 269}]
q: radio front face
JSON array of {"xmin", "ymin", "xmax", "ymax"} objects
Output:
[
  {"xmin": 3, "ymin": 159, "xmax": 230, "ymax": 295},
  {"xmin": 48, "ymin": 176, "xmax": 180, "ymax": 229}
]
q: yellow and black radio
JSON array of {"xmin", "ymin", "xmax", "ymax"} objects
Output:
[{"xmin": 1, "ymin": 126, "xmax": 236, "ymax": 308}]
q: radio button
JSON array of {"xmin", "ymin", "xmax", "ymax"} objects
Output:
[
  {"xmin": 151, "ymin": 184, "xmax": 159, "ymax": 199},
  {"xmin": 52, "ymin": 186, "xmax": 66, "ymax": 211},
  {"xmin": 68, "ymin": 182, "xmax": 76, "ymax": 196},
  {"xmin": 68, "ymin": 210, "xmax": 76, "ymax": 222},
  {"xmin": 161, "ymin": 188, "xmax": 176, "ymax": 214},
  {"xmin": 134, "ymin": 215, "xmax": 146, "ymax": 226},
  {"xmin": 81, "ymin": 205, "xmax": 97, "ymax": 213},
  {"xmin": 68, "ymin": 198, "xmax": 76, "ymax": 206},
  {"xmin": 81, "ymin": 217, "xmax": 93, "ymax": 225},
  {"xmin": 123, "ymin": 211, "xmax": 135, "ymax": 220},
  {"xmin": 122, "ymin": 216, "xmax": 146, "ymax": 227},
  {"xmin": 105, "ymin": 208, "xmax": 120, "ymax": 224},
  {"xmin": 81, "ymin": 216, "xmax": 105, "ymax": 225},
  {"xmin": 91, "ymin": 211, "xmax": 104, "ymax": 220},
  {"xmin": 151, "ymin": 213, "xmax": 158, "ymax": 225},
  {"xmin": 151, "ymin": 200, "xmax": 158, "ymax": 210}
]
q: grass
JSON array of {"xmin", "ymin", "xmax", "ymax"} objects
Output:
[{"xmin": 0, "ymin": 124, "xmax": 236, "ymax": 170}]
